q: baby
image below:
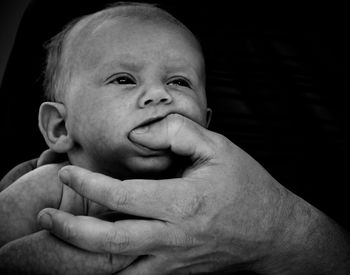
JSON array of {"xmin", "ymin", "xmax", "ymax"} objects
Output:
[{"xmin": 0, "ymin": 2, "xmax": 211, "ymax": 247}]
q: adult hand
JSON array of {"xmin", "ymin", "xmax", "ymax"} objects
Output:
[
  {"xmin": 0, "ymin": 230, "xmax": 135, "ymax": 275},
  {"xmin": 38, "ymin": 114, "xmax": 350, "ymax": 274}
]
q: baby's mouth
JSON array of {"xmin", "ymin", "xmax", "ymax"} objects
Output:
[
  {"xmin": 128, "ymin": 115, "xmax": 168, "ymax": 154},
  {"xmin": 134, "ymin": 115, "xmax": 166, "ymax": 130}
]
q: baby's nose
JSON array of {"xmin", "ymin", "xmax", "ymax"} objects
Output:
[{"xmin": 139, "ymin": 86, "xmax": 173, "ymax": 107}]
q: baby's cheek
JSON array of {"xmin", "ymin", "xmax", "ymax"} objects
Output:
[
  {"xmin": 181, "ymin": 103, "xmax": 207, "ymax": 126},
  {"xmin": 72, "ymin": 110, "xmax": 122, "ymax": 148},
  {"xmin": 83, "ymin": 124, "xmax": 131, "ymax": 167},
  {"xmin": 92, "ymin": 118, "xmax": 126, "ymax": 149}
]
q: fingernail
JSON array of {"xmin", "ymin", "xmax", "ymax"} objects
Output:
[
  {"xmin": 38, "ymin": 212, "xmax": 52, "ymax": 230},
  {"xmin": 132, "ymin": 125, "xmax": 149, "ymax": 134},
  {"xmin": 59, "ymin": 167, "xmax": 70, "ymax": 183}
]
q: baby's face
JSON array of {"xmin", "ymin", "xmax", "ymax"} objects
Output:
[{"xmin": 64, "ymin": 18, "xmax": 208, "ymax": 178}]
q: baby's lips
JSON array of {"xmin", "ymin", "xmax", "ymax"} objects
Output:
[
  {"xmin": 132, "ymin": 124, "xmax": 149, "ymax": 134},
  {"xmin": 131, "ymin": 114, "xmax": 169, "ymax": 135}
]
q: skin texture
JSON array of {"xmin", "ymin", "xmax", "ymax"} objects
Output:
[
  {"xmin": 57, "ymin": 17, "xmax": 209, "ymax": 180},
  {"xmin": 0, "ymin": 163, "xmax": 71, "ymax": 246},
  {"xmin": 1, "ymin": 17, "xmax": 209, "ymax": 274},
  {"xmin": 0, "ymin": 150, "xmax": 112, "ymax": 246},
  {"xmin": 2, "ymin": 8, "xmax": 350, "ymax": 275},
  {"xmin": 0, "ymin": 151, "xmax": 136, "ymax": 274},
  {"xmin": 0, "ymin": 231, "xmax": 134, "ymax": 275},
  {"xmin": 38, "ymin": 114, "xmax": 350, "ymax": 274}
]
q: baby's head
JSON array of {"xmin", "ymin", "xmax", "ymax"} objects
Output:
[{"xmin": 39, "ymin": 2, "xmax": 211, "ymax": 179}]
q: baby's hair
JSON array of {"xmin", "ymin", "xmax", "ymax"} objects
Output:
[{"xmin": 43, "ymin": 1, "xmax": 202, "ymax": 102}]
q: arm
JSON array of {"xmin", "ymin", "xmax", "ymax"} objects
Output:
[
  {"xmin": 0, "ymin": 149, "xmax": 66, "ymax": 192},
  {"xmin": 0, "ymin": 163, "xmax": 86, "ymax": 246},
  {"xmin": 38, "ymin": 114, "xmax": 350, "ymax": 274},
  {"xmin": 0, "ymin": 149, "xmax": 90, "ymax": 246},
  {"xmin": 0, "ymin": 158, "xmax": 38, "ymax": 192},
  {"xmin": 254, "ymin": 197, "xmax": 350, "ymax": 274}
]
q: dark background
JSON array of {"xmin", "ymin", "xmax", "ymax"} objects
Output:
[{"xmin": 1, "ymin": 1, "xmax": 349, "ymax": 231}]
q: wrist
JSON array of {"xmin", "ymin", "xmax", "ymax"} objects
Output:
[{"xmin": 253, "ymin": 192, "xmax": 350, "ymax": 275}]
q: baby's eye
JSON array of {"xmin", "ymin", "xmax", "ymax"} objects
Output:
[
  {"xmin": 107, "ymin": 73, "xmax": 136, "ymax": 85},
  {"xmin": 167, "ymin": 77, "xmax": 191, "ymax": 88}
]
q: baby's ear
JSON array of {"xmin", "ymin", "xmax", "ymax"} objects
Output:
[
  {"xmin": 39, "ymin": 102, "xmax": 74, "ymax": 153},
  {"xmin": 206, "ymin": 108, "xmax": 212, "ymax": 128}
]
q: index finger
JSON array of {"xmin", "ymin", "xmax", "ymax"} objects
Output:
[
  {"xmin": 37, "ymin": 149, "xmax": 68, "ymax": 166},
  {"xmin": 59, "ymin": 166, "xmax": 191, "ymax": 220}
]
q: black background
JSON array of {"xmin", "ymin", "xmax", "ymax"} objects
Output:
[{"xmin": 1, "ymin": 0, "xmax": 349, "ymax": 231}]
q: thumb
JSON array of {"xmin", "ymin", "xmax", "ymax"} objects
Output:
[
  {"xmin": 37, "ymin": 149, "xmax": 68, "ymax": 166},
  {"xmin": 129, "ymin": 114, "xmax": 214, "ymax": 161}
]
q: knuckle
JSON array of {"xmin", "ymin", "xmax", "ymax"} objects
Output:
[
  {"xmin": 168, "ymin": 229, "xmax": 197, "ymax": 249},
  {"xmin": 206, "ymin": 132, "xmax": 233, "ymax": 159},
  {"xmin": 174, "ymin": 186, "xmax": 206, "ymax": 220},
  {"xmin": 184, "ymin": 195, "xmax": 205, "ymax": 218},
  {"xmin": 110, "ymin": 186, "xmax": 129, "ymax": 209},
  {"xmin": 101, "ymin": 254, "xmax": 117, "ymax": 274},
  {"xmin": 167, "ymin": 113, "xmax": 183, "ymax": 121},
  {"xmin": 209, "ymin": 131, "xmax": 226, "ymax": 148},
  {"xmin": 101, "ymin": 253, "xmax": 129, "ymax": 273},
  {"xmin": 167, "ymin": 114, "xmax": 185, "ymax": 135},
  {"xmin": 217, "ymin": 133, "xmax": 234, "ymax": 151},
  {"xmin": 61, "ymin": 220, "xmax": 77, "ymax": 241},
  {"xmin": 103, "ymin": 229, "xmax": 131, "ymax": 253},
  {"xmin": 75, "ymin": 174, "xmax": 90, "ymax": 194},
  {"xmin": 195, "ymin": 215, "xmax": 212, "ymax": 237}
]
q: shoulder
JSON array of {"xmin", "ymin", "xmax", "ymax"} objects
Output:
[{"xmin": 0, "ymin": 159, "xmax": 38, "ymax": 192}]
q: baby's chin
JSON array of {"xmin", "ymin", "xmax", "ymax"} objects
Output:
[
  {"xmin": 77, "ymin": 150, "xmax": 188, "ymax": 180},
  {"xmin": 124, "ymin": 154, "xmax": 184, "ymax": 179}
]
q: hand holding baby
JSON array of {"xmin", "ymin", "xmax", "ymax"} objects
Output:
[
  {"xmin": 2, "ymin": 1, "xmax": 349, "ymax": 273},
  {"xmin": 38, "ymin": 114, "xmax": 349, "ymax": 274}
]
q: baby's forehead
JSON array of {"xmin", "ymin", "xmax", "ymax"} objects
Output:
[{"xmin": 65, "ymin": 16, "xmax": 204, "ymax": 75}]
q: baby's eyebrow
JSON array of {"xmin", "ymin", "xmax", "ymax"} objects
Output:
[
  {"xmin": 164, "ymin": 63, "xmax": 200, "ymax": 79},
  {"xmin": 165, "ymin": 64, "xmax": 194, "ymax": 73},
  {"xmin": 164, "ymin": 56, "xmax": 202, "ymax": 75},
  {"xmin": 99, "ymin": 60, "xmax": 144, "ymax": 74},
  {"xmin": 120, "ymin": 61, "xmax": 144, "ymax": 72}
]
